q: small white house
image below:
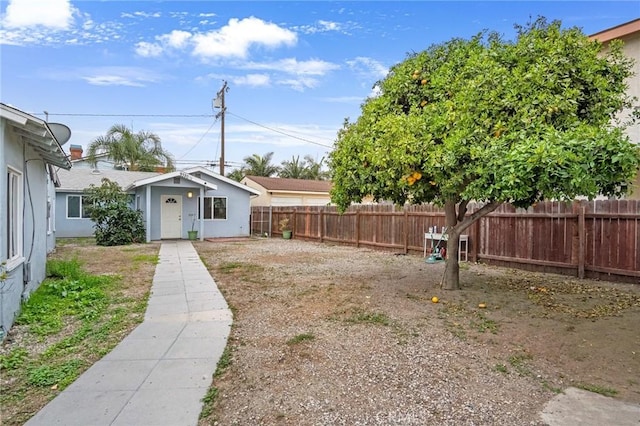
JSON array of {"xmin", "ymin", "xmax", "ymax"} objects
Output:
[{"xmin": 1, "ymin": 103, "xmax": 71, "ymax": 336}]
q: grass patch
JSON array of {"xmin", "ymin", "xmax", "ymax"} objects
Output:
[
  {"xmin": 577, "ymin": 383, "xmax": 618, "ymax": 397},
  {"xmin": 287, "ymin": 333, "xmax": 316, "ymax": 345},
  {"xmin": 0, "ymin": 244, "xmax": 158, "ymax": 426},
  {"xmin": 215, "ymin": 345, "xmax": 232, "ymax": 377},
  {"xmin": 199, "ymin": 387, "xmax": 219, "ymax": 419},
  {"xmin": 471, "ymin": 312, "xmax": 499, "ymax": 334},
  {"xmin": 494, "ymin": 363, "xmax": 508, "ymax": 374},
  {"xmin": 508, "ymin": 352, "xmax": 533, "ymax": 376},
  {"xmin": 16, "ymin": 260, "xmax": 116, "ymax": 336},
  {"xmin": 346, "ymin": 310, "xmax": 391, "ymax": 326},
  {"xmin": 27, "ymin": 359, "xmax": 84, "ymax": 387},
  {"xmin": 217, "ymin": 262, "xmax": 263, "ymax": 275},
  {"xmin": 0, "ymin": 348, "xmax": 29, "ymax": 371},
  {"xmin": 132, "ymin": 254, "xmax": 159, "ymax": 264}
]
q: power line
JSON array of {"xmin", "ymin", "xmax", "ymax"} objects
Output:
[
  {"xmin": 32, "ymin": 112, "xmax": 214, "ymax": 118},
  {"xmin": 177, "ymin": 117, "xmax": 219, "ymax": 160},
  {"xmin": 226, "ymin": 111, "xmax": 334, "ymax": 148},
  {"xmin": 31, "ymin": 110, "xmax": 336, "ymax": 148}
]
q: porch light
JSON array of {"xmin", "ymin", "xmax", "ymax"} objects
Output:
[{"xmin": 187, "ymin": 191, "xmax": 193, "ymax": 198}]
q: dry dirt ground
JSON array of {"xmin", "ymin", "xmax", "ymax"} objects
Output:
[{"xmin": 193, "ymin": 238, "xmax": 640, "ymax": 426}]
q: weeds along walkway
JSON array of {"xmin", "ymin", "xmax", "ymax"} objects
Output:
[{"xmin": 26, "ymin": 240, "xmax": 232, "ymax": 426}]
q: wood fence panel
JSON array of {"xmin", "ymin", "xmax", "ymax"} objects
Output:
[{"xmin": 251, "ymin": 200, "xmax": 639, "ymax": 283}]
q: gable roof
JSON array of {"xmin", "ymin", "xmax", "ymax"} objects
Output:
[
  {"xmin": 590, "ymin": 18, "xmax": 640, "ymax": 42},
  {"xmin": 1, "ymin": 103, "xmax": 72, "ymax": 169},
  {"xmin": 56, "ymin": 168, "xmax": 160, "ymax": 192},
  {"xmin": 125, "ymin": 166, "xmax": 261, "ymax": 195},
  {"xmin": 243, "ymin": 176, "xmax": 332, "ymax": 193}
]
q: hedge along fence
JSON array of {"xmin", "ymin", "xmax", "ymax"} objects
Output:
[{"xmin": 251, "ymin": 200, "xmax": 640, "ymax": 284}]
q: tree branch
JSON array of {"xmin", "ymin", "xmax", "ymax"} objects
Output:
[{"xmin": 457, "ymin": 200, "xmax": 502, "ymax": 233}]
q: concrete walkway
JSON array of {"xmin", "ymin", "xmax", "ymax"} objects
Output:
[{"xmin": 26, "ymin": 241, "xmax": 232, "ymax": 426}]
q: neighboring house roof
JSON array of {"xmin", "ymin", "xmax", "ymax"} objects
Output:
[
  {"xmin": 56, "ymin": 168, "xmax": 160, "ymax": 193},
  {"xmin": 589, "ymin": 18, "xmax": 640, "ymax": 42},
  {"xmin": 243, "ymin": 176, "xmax": 332, "ymax": 194},
  {"xmin": 125, "ymin": 166, "xmax": 261, "ymax": 195},
  {"xmin": 1, "ymin": 103, "xmax": 71, "ymax": 169}
]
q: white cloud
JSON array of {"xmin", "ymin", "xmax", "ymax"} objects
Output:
[
  {"xmin": 80, "ymin": 67, "xmax": 162, "ymax": 87},
  {"xmin": 243, "ymin": 58, "xmax": 340, "ymax": 76},
  {"xmin": 134, "ymin": 18, "xmax": 296, "ymax": 61},
  {"xmin": 135, "ymin": 41, "xmax": 163, "ymax": 57},
  {"xmin": 121, "ymin": 11, "xmax": 161, "ymax": 19},
  {"xmin": 3, "ymin": 0, "xmax": 74, "ymax": 29},
  {"xmin": 160, "ymin": 30, "xmax": 192, "ymax": 49},
  {"xmin": 347, "ymin": 57, "xmax": 388, "ymax": 80},
  {"xmin": 191, "ymin": 16, "xmax": 296, "ymax": 59},
  {"xmin": 276, "ymin": 76, "xmax": 320, "ymax": 92},
  {"xmin": 294, "ymin": 19, "xmax": 346, "ymax": 35},
  {"xmin": 233, "ymin": 74, "xmax": 271, "ymax": 87}
]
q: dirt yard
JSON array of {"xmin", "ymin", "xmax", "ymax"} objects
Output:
[{"xmin": 194, "ymin": 238, "xmax": 640, "ymax": 425}]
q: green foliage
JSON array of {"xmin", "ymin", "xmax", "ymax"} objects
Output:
[
  {"xmin": 346, "ymin": 309, "xmax": 391, "ymax": 326},
  {"xmin": 199, "ymin": 387, "xmax": 219, "ymax": 419},
  {"xmin": 27, "ymin": 359, "xmax": 84, "ymax": 387},
  {"xmin": 87, "ymin": 124, "xmax": 174, "ymax": 171},
  {"xmin": 577, "ymin": 383, "xmax": 618, "ymax": 397},
  {"xmin": 0, "ymin": 348, "xmax": 29, "ymax": 371},
  {"xmin": 226, "ymin": 168, "xmax": 245, "ymax": 182},
  {"xmin": 286, "ymin": 333, "xmax": 316, "ymax": 345},
  {"xmin": 16, "ymin": 260, "xmax": 114, "ymax": 336},
  {"xmin": 494, "ymin": 363, "xmax": 508, "ymax": 374},
  {"xmin": 215, "ymin": 345, "xmax": 233, "ymax": 377},
  {"xmin": 280, "ymin": 155, "xmax": 330, "ymax": 180},
  {"xmin": 84, "ymin": 178, "xmax": 146, "ymax": 246},
  {"xmin": 241, "ymin": 152, "xmax": 280, "ymax": 177},
  {"xmin": 330, "ymin": 18, "xmax": 639, "ymax": 211}
]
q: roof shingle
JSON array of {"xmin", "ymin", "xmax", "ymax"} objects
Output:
[{"xmin": 244, "ymin": 176, "xmax": 332, "ymax": 193}]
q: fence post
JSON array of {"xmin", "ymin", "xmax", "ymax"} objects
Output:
[
  {"xmin": 269, "ymin": 206, "xmax": 273, "ymax": 237},
  {"xmin": 578, "ymin": 206, "xmax": 585, "ymax": 279},
  {"xmin": 356, "ymin": 209, "xmax": 360, "ymax": 248},
  {"xmin": 404, "ymin": 208, "xmax": 409, "ymax": 254},
  {"xmin": 319, "ymin": 208, "xmax": 324, "ymax": 242},
  {"xmin": 292, "ymin": 208, "xmax": 297, "ymax": 239}
]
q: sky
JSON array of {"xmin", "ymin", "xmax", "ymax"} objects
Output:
[{"xmin": 1, "ymin": 1, "xmax": 638, "ymax": 174}]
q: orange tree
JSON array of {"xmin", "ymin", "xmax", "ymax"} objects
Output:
[{"xmin": 329, "ymin": 19, "xmax": 640, "ymax": 290}]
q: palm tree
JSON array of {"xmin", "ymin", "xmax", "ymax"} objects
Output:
[
  {"xmin": 242, "ymin": 152, "xmax": 279, "ymax": 177},
  {"xmin": 303, "ymin": 155, "xmax": 330, "ymax": 180},
  {"xmin": 279, "ymin": 155, "xmax": 307, "ymax": 179},
  {"xmin": 87, "ymin": 124, "xmax": 175, "ymax": 172},
  {"xmin": 226, "ymin": 168, "xmax": 245, "ymax": 182}
]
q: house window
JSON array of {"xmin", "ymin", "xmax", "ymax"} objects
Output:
[
  {"xmin": 7, "ymin": 167, "xmax": 23, "ymax": 265},
  {"xmin": 198, "ymin": 196, "xmax": 227, "ymax": 220},
  {"xmin": 67, "ymin": 195, "xmax": 91, "ymax": 219}
]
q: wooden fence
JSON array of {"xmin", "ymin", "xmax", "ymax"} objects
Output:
[{"xmin": 251, "ymin": 200, "xmax": 640, "ymax": 284}]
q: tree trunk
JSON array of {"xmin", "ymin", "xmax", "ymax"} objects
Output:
[
  {"xmin": 442, "ymin": 200, "xmax": 461, "ymax": 290},
  {"xmin": 439, "ymin": 199, "xmax": 502, "ymax": 290}
]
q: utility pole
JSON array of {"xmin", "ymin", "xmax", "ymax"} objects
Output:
[{"xmin": 214, "ymin": 81, "xmax": 229, "ymax": 176}]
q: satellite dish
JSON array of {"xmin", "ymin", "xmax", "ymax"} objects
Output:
[{"xmin": 48, "ymin": 123, "xmax": 72, "ymax": 145}]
